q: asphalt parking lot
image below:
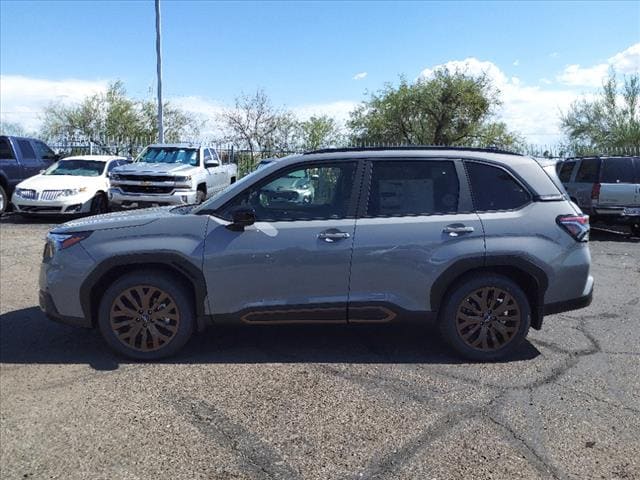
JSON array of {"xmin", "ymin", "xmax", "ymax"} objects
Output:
[{"xmin": 1, "ymin": 214, "xmax": 639, "ymax": 480}]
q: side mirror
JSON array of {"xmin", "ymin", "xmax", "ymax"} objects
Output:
[
  {"xmin": 205, "ymin": 160, "xmax": 220, "ymax": 168},
  {"xmin": 227, "ymin": 207, "xmax": 256, "ymax": 231}
]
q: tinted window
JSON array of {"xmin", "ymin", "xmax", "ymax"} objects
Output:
[
  {"xmin": 558, "ymin": 161, "xmax": 575, "ymax": 182},
  {"xmin": 223, "ymin": 163, "xmax": 357, "ymax": 221},
  {"xmin": 0, "ymin": 138, "xmax": 14, "ymax": 159},
  {"xmin": 203, "ymin": 149, "xmax": 212, "ymax": 161},
  {"xmin": 601, "ymin": 157, "xmax": 639, "ymax": 184},
  {"xmin": 367, "ymin": 161, "xmax": 459, "ymax": 216},
  {"xmin": 575, "ymin": 158, "xmax": 600, "ymax": 183},
  {"xmin": 466, "ymin": 162, "xmax": 530, "ymax": 211},
  {"xmin": 17, "ymin": 140, "xmax": 36, "ymax": 160},
  {"xmin": 34, "ymin": 141, "xmax": 56, "ymax": 160}
]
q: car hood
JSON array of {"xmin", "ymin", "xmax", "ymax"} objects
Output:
[
  {"xmin": 114, "ymin": 163, "xmax": 198, "ymax": 175},
  {"xmin": 51, "ymin": 206, "xmax": 182, "ymax": 233},
  {"xmin": 17, "ymin": 174, "xmax": 105, "ymax": 191}
]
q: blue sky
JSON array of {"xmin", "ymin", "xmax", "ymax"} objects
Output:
[{"xmin": 1, "ymin": 0, "xmax": 639, "ymax": 143}]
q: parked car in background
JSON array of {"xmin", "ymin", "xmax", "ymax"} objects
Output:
[
  {"xmin": 0, "ymin": 135, "xmax": 59, "ymax": 214},
  {"xmin": 12, "ymin": 156, "xmax": 129, "ymax": 216},
  {"xmin": 40, "ymin": 147, "xmax": 593, "ymax": 361},
  {"xmin": 108, "ymin": 143, "xmax": 237, "ymax": 209},
  {"xmin": 558, "ymin": 156, "xmax": 640, "ymax": 236}
]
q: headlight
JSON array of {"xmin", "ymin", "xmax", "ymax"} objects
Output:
[
  {"xmin": 60, "ymin": 188, "xmax": 88, "ymax": 197},
  {"xmin": 15, "ymin": 188, "xmax": 27, "ymax": 197},
  {"xmin": 174, "ymin": 175, "xmax": 192, "ymax": 183},
  {"xmin": 110, "ymin": 173, "xmax": 121, "ymax": 180},
  {"xmin": 44, "ymin": 231, "xmax": 93, "ymax": 259}
]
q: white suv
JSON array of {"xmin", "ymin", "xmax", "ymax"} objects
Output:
[{"xmin": 108, "ymin": 143, "xmax": 237, "ymax": 208}]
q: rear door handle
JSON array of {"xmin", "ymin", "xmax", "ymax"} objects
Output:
[
  {"xmin": 443, "ymin": 224, "xmax": 475, "ymax": 236},
  {"xmin": 318, "ymin": 230, "xmax": 351, "ymax": 242}
]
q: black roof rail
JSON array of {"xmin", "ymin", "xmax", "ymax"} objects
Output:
[{"xmin": 303, "ymin": 145, "xmax": 523, "ymax": 156}]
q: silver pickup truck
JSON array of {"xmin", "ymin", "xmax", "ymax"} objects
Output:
[
  {"xmin": 558, "ymin": 156, "xmax": 640, "ymax": 237},
  {"xmin": 108, "ymin": 143, "xmax": 237, "ymax": 208}
]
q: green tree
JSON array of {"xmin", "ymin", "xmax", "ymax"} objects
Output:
[
  {"xmin": 41, "ymin": 81, "xmax": 201, "ymax": 153},
  {"xmin": 348, "ymin": 69, "xmax": 518, "ymax": 147},
  {"xmin": 561, "ymin": 73, "xmax": 640, "ymax": 154},
  {"xmin": 300, "ymin": 115, "xmax": 343, "ymax": 150}
]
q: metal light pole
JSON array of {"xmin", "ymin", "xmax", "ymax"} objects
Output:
[{"xmin": 155, "ymin": 0, "xmax": 164, "ymax": 143}]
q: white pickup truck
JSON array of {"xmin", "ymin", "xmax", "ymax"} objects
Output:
[{"xmin": 108, "ymin": 143, "xmax": 237, "ymax": 208}]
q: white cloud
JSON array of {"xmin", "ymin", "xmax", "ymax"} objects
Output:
[
  {"xmin": 0, "ymin": 75, "xmax": 108, "ymax": 131},
  {"xmin": 418, "ymin": 57, "xmax": 583, "ymax": 144},
  {"xmin": 352, "ymin": 72, "xmax": 368, "ymax": 80},
  {"xmin": 557, "ymin": 42, "xmax": 640, "ymax": 87},
  {"xmin": 513, "ymin": 59, "xmax": 520, "ymax": 67}
]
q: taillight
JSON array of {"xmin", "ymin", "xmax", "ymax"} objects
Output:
[
  {"xmin": 557, "ymin": 215, "xmax": 590, "ymax": 242},
  {"xmin": 591, "ymin": 183, "xmax": 601, "ymax": 201}
]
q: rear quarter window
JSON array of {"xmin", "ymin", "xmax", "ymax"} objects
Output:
[
  {"xmin": 466, "ymin": 162, "xmax": 531, "ymax": 211},
  {"xmin": 0, "ymin": 138, "xmax": 15, "ymax": 159},
  {"xmin": 558, "ymin": 161, "xmax": 576, "ymax": 182},
  {"xmin": 601, "ymin": 157, "xmax": 640, "ymax": 184},
  {"xmin": 575, "ymin": 158, "xmax": 600, "ymax": 183}
]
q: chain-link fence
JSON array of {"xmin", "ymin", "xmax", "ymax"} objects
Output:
[{"xmin": 42, "ymin": 136, "xmax": 639, "ymax": 179}]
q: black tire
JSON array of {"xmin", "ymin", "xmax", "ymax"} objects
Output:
[
  {"xmin": 230, "ymin": 177, "xmax": 236, "ymax": 184},
  {"xmin": 631, "ymin": 223, "xmax": 640, "ymax": 238},
  {"xmin": 90, "ymin": 192, "xmax": 109, "ymax": 215},
  {"xmin": 97, "ymin": 271, "xmax": 195, "ymax": 360},
  {"xmin": 195, "ymin": 190, "xmax": 206, "ymax": 204},
  {"xmin": 0, "ymin": 184, "xmax": 7, "ymax": 215},
  {"xmin": 438, "ymin": 274, "xmax": 531, "ymax": 362}
]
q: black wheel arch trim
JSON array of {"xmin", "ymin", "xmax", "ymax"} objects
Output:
[
  {"xmin": 79, "ymin": 251, "xmax": 208, "ymax": 331},
  {"xmin": 430, "ymin": 255, "xmax": 549, "ymax": 330}
]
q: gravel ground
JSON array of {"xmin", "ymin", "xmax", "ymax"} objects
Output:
[{"xmin": 1, "ymin": 214, "xmax": 639, "ymax": 480}]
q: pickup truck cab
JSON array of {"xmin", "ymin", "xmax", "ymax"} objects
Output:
[
  {"xmin": 108, "ymin": 143, "xmax": 237, "ymax": 208},
  {"xmin": 0, "ymin": 135, "xmax": 59, "ymax": 214}
]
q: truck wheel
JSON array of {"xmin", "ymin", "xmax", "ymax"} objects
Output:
[
  {"xmin": 0, "ymin": 185, "xmax": 7, "ymax": 215},
  {"xmin": 438, "ymin": 274, "xmax": 530, "ymax": 362},
  {"xmin": 195, "ymin": 190, "xmax": 206, "ymax": 204},
  {"xmin": 97, "ymin": 271, "xmax": 195, "ymax": 360},
  {"xmin": 631, "ymin": 223, "xmax": 640, "ymax": 238}
]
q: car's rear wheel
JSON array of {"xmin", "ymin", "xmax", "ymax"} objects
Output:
[
  {"xmin": 0, "ymin": 185, "xmax": 7, "ymax": 215},
  {"xmin": 97, "ymin": 271, "xmax": 195, "ymax": 360},
  {"xmin": 90, "ymin": 193, "xmax": 108, "ymax": 215},
  {"xmin": 439, "ymin": 274, "xmax": 530, "ymax": 361}
]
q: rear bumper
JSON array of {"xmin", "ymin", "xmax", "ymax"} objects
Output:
[
  {"xmin": 592, "ymin": 206, "xmax": 640, "ymax": 224},
  {"xmin": 39, "ymin": 289, "xmax": 91, "ymax": 328},
  {"xmin": 543, "ymin": 276, "xmax": 594, "ymax": 316}
]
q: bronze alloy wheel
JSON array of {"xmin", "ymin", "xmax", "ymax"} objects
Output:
[
  {"xmin": 109, "ymin": 285, "xmax": 181, "ymax": 352},
  {"xmin": 455, "ymin": 286, "xmax": 522, "ymax": 351}
]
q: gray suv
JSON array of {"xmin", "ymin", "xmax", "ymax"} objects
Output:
[{"xmin": 39, "ymin": 147, "xmax": 594, "ymax": 361}]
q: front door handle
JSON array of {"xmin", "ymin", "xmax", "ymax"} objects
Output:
[
  {"xmin": 318, "ymin": 230, "xmax": 351, "ymax": 242},
  {"xmin": 443, "ymin": 224, "xmax": 475, "ymax": 236}
]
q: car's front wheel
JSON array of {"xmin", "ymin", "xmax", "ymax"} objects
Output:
[
  {"xmin": 438, "ymin": 274, "xmax": 531, "ymax": 361},
  {"xmin": 97, "ymin": 271, "xmax": 195, "ymax": 360},
  {"xmin": 90, "ymin": 193, "xmax": 109, "ymax": 215}
]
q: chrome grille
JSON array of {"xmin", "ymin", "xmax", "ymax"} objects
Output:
[{"xmin": 41, "ymin": 190, "xmax": 65, "ymax": 201}]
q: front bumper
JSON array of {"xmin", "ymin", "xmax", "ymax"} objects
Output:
[
  {"xmin": 109, "ymin": 187, "xmax": 197, "ymax": 207},
  {"xmin": 39, "ymin": 289, "xmax": 90, "ymax": 328},
  {"xmin": 12, "ymin": 194, "xmax": 93, "ymax": 214},
  {"xmin": 543, "ymin": 275, "xmax": 594, "ymax": 316}
]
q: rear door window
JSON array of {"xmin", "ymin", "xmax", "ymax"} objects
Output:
[
  {"xmin": 575, "ymin": 158, "xmax": 600, "ymax": 183},
  {"xmin": 558, "ymin": 161, "xmax": 576, "ymax": 182},
  {"xmin": 466, "ymin": 162, "xmax": 531, "ymax": 211},
  {"xmin": 17, "ymin": 140, "xmax": 36, "ymax": 160},
  {"xmin": 601, "ymin": 157, "xmax": 639, "ymax": 184},
  {"xmin": 367, "ymin": 160, "xmax": 459, "ymax": 216}
]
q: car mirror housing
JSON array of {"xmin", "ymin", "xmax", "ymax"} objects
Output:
[
  {"xmin": 205, "ymin": 161, "xmax": 220, "ymax": 168},
  {"xmin": 227, "ymin": 207, "xmax": 256, "ymax": 231}
]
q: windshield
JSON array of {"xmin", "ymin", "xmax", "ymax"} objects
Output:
[
  {"xmin": 137, "ymin": 147, "xmax": 199, "ymax": 166},
  {"xmin": 43, "ymin": 159, "xmax": 106, "ymax": 177}
]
